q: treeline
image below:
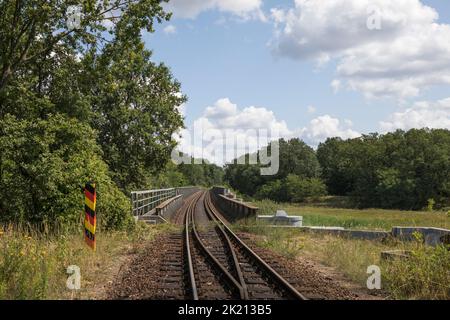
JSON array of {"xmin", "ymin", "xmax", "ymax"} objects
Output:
[
  {"xmin": 225, "ymin": 139, "xmax": 328, "ymax": 203},
  {"xmin": 0, "ymin": 1, "xmax": 186, "ymax": 229},
  {"xmin": 225, "ymin": 129, "xmax": 450, "ymax": 210},
  {"xmin": 150, "ymin": 158, "xmax": 224, "ymax": 188},
  {"xmin": 317, "ymin": 129, "xmax": 450, "ymax": 210}
]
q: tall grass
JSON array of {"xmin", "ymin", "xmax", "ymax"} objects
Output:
[
  {"xmin": 383, "ymin": 236, "xmax": 450, "ymax": 300},
  {"xmin": 251, "ymin": 199, "xmax": 450, "ymax": 230},
  {"xmin": 303, "ymin": 233, "xmax": 449, "ymax": 299},
  {"xmin": 235, "ymin": 218, "xmax": 450, "ymax": 300},
  {"xmin": 0, "ymin": 222, "xmax": 164, "ymax": 299},
  {"xmin": 233, "ymin": 218, "xmax": 304, "ymax": 259}
]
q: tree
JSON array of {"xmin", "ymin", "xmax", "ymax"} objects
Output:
[
  {"xmin": 276, "ymin": 138, "xmax": 321, "ymax": 179},
  {"xmin": 178, "ymin": 157, "xmax": 224, "ymax": 187},
  {"xmin": 255, "ymin": 180, "xmax": 287, "ymax": 202},
  {"xmin": 0, "ymin": 0, "xmax": 170, "ymax": 93},
  {"xmin": 317, "ymin": 129, "xmax": 450, "ymax": 210},
  {"xmin": 225, "ymin": 138, "xmax": 323, "ymax": 198},
  {"xmin": 285, "ymin": 174, "xmax": 327, "ymax": 203},
  {"xmin": 0, "ymin": 114, "xmax": 131, "ymax": 229},
  {"xmin": 0, "ymin": 1, "xmax": 187, "ymax": 229},
  {"xmin": 317, "ymin": 137, "xmax": 357, "ymax": 195},
  {"xmin": 86, "ymin": 40, "xmax": 185, "ymax": 191},
  {"xmin": 224, "ymin": 163, "xmax": 264, "ymax": 196}
]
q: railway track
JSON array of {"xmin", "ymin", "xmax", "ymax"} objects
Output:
[{"xmin": 177, "ymin": 190, "xmax": 307, "ymax": 300}]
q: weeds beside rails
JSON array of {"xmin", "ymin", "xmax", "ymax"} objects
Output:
[
  {"xmin": 233, "ymin": 218, "xmax": 450, "ymax": 300},
  {"xmin": 0, "ymin": 221, "xmax": 161, "ymax": 299},
  {"xmin": 232, "ymin": 218, "xmax": 305, "ymax": 259},
  {"xmin": 382, "ymin": 234, "xmax": 450, "ymax": 300}
]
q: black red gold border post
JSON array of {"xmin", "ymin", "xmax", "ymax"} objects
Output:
[{"xmin": 84, "ymin": 182, "xmax": 97, "ymax": 250}]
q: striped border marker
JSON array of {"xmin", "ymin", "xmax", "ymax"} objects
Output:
[{"xmin": 84, "ymin": 182, "xmax": 97, "ymax": 250}]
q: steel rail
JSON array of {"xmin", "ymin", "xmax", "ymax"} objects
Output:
[
  {"xmin": 189, "ymin": 192, "xmax": 245, "ymax": 299},
  {"xmin": 203, "ymin": 193, "xmax": 249, "ymax": 300},
  {"xmin": 205, "ymin": 191, "xmax": 308, "ymax": 301},
  {"xmin": 184, "ymin": 191, "xmax": 203, "ymax": 300}
]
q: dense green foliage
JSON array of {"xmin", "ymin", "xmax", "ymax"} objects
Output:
[
  {"xmin": 0, "ymin": 1, "xmax": 187, "ymax": 229},
  {"xmin": 226, "ymin": 130, "xmax": 450, "ymax": 210},
  {"xmin": 87, "ymin": 41, "xmax": 184, "ymax": 192},
  {"xmin": 317, "ymin": 129, "xmax": 450, "ymax": 210},
  {"xmin": 0, "ymin": 114, "xmax": 131, "ymax": 229},
  {"xmin": 178, "ymin": 158, "xmax": 224, "ymax": 187},
  {"xmin": 150, "ymin": 158, "xmax": 224, "ymax": 188},
  {"xmin": 225, "ymin": 139, "xmax": 327, "ymax": 203}
]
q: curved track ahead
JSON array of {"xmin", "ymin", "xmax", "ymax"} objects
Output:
[{"xmin": 180, "ymin": 190, "xmax": 307, "ymax": 300}]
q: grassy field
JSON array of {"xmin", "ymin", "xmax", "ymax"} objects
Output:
[
  {"xmin": 252, "ymin": 199, "xmax": 450, "ymax": 230},
  {"xmin": 244, "ymin": 199, "xmax": 450, "ymax": 299},
  {"xmin": 0, "ymin": 222, "xmax": 173, "ymax": 300},
  {"xmin": 234, "ymin": 219, "xmax": 450, "ymax": 300}
]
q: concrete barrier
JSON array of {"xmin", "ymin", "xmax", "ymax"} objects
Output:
[
  {"xmin": 176, "ymin": 186, "xmax": 200, "ymax": 198},
  {"xmin": 392, "ymin": 227, "xmax": 450, "ymax": 246},
  {"xmin": 138, "ymin": 214, "xmax": 168, "ymax": 224},
  {"xmin": 304, "ymin": 226, "xmax": 390, "ymax": 240},
  {"xmin": 211, "ymin": 186, "xmax": 229, "ymax": 196},
  {"xmin": 138, "ymin": 194, "xmax": 183, "ymax": 224},
  {"xmin": 156, "ymin": 195, "xmax": 183, "ymax": 220},
  {"xmin": 295, "ymin": 225, "xmax": 449, "ymax": 245},
  {"xmin": 381, "ymin": 250, "xmax": 412, "ymax": 260},
  {"xmin": 340, "ymin": 229, "xmax": 390, "ymax": 240},
  {"xmin": 211, "ymin": 192, "xmax": 258, "ymax": 221}
]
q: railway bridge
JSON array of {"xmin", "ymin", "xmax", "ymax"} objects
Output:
[{"xmin": 129, "ymin": 186, "xmax": 308, "ymax": 300}]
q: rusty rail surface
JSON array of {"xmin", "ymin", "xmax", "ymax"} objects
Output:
[{"xmin": 180, "ymin": 190, "xmax": 307, "ymax": 300}]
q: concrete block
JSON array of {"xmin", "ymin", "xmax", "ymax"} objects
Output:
[
  {"xmin": 257, "ymin": 211, "xmax": 303, "ymax": 227},
  {"xmin": 308, "ymin": 226, "xmax": 345, "ymax": 231},
  {"xmin": 381, "ymin": 250, "xmax": 411, "ymax": 260},
  {"xmin": 305, "ymin": 227, "xmax": 389, "ymax": 240},
  {"xmin": 391, "ymin": 227, "xmax": 450, "ymax": 246},
  {"xmin": 275, "ymin": 210, "xmax": 288, "ymax": 217},
  {"xmin": 344, "ymin": 230, "xmax": 390, "ymax": 240},
  {"xmin": 137, "ymin": 214, "xmax": 167, "ymax": 224}
]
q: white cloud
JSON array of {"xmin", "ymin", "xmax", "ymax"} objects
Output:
[
  {"xmin": 204, "ymin": 98, "xmax": 237, "ymax": 118},
  {"xmin": 175, "ymin": 98, "xmax": 360, "ymax": 164},
  {"xmin": 201, "ymin": 98, "xmax": 293, "ymax": 135},
  {"xmin": 270, "ymin": 0, "xmax": 450, "ymax": 99},
  {"xmin": 270, "ymin": 8, "xmax": 285, "ymax": 26},
  {"xmin": 331, "ymin": 79, "xmax": 341, "ymax": 94},
  {"xmin": 307, "ymin": 105, "xmax": 316, "ymax": 114},
  {"xmin": 299, "ymin": 115, "xmax": 360, "ymax": 146},
  {"xmin": 174, "ymin": 98, "xmax": 295, "ymax": 164},
  {"xmin": 163, "ymin": 24, "xmax": 177, "ymax": 34},
  {"xmin": 380, "ymin": 97, "xmax": 450, "ymax": 132},
  {"xmin": 164, "ymin": 0, "xmax": 264, "ymax": 20}
]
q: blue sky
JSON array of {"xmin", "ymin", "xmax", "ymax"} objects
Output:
[{"xmin": 142, "ymin": 0, "xmax": 450, "ymax": 162}]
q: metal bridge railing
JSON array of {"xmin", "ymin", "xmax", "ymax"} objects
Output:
[{"xmin": 131, "ymin": 188, "xmax": 176, "ymax": 216}]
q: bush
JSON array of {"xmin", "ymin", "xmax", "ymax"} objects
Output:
[
  {"xmin": 255, "ymin": 180, "xmax": 287, "ymax": 202},
  {"xmin": 286, "ymin": 175, "xmax": 327, "ymax": 202},
  {"xmin": 426, "ymin": 198, "xmax": 435, "ymax": 212},
  {"xmin": 255, "ymin": 175, "xmax": 327, "ymax": 203},
  {"xmin": 0, "ymin": 114, "xmax": 131, "ymax": 230},
  {"xmin": 383, "ymin": 243, "xmax": 450, "ymax": 299},
  {"xmin": 253, "ymin": 199, "xmax": 278, "ymax": 215}
]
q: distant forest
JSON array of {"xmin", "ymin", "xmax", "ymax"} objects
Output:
[{"xmin": 225, "ymin": 129, "xmax": 450, "ymax": 211}]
